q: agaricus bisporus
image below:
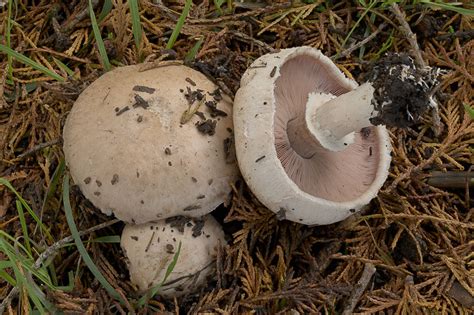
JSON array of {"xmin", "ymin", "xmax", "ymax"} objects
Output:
[
  {"xmin": 63, "ymin": 64, "xmax": 239, "ymax": 224},
  {"xmin": 233, "ymin": 46, "xmax": 392, "ymax": 225},
  {"xmin": 121, "ymin": 215, "xmax": 225, "ymax": 297}
]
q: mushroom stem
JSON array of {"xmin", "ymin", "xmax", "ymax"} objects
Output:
[{"xmin": 287, "ymin": 83, "xmax": 376, "ymax": 155}]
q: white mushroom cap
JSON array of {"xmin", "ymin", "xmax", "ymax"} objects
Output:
[
  {"xmin": 120, "ymin": 215, "xmax": 225, "ymax": 297},
  {"xmin": 63, "ymin": 65, "xmax": 239, "ymax": 224},
  {"xmin": 234, "ymin": 47, "xmax": 391, "ymax": 225}
]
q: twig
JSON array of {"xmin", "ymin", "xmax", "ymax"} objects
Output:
[
  {"xmin": 342, "ymin": 262, "xmax": 376, "ymax": 315},
  {"xmin": 390, "ymin": 4, "xmax": 426, "ymax": 68},
  {"xmin": 229, "ymin": 31, "xmax": 277, "ymax": 53},
  {"xmin": 0, "ymin": 218, "xmax": 120, "ymax": 313},
  {"xmin": 333, "ymin": 23, "xmax": 387, "ymax": 60},
  {"xmin": 14, "ymin": 139, "xmax": 61, "ymax": 160}
]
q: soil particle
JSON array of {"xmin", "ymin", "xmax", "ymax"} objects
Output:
[
  {"xmin": 195, "ymin": 111, "xmax": 206, "ymax": 120},
  {"xmin": 192, "ymin": 219, "xmax": 205, "ymax": 237},
  {"xmin": 131, "ymin": 236, "xmax": 139, "ymax": 241},
  {"xmin": 116, "ymin": 106, "xmax": 130, "ymax": 116},
  {"xmin": 255, "ymin": 155, "xmax": 266, "ymax": 163},
  {"xmin": 205, "ymin": 100, "xmax": 228, "ymax": 117},
  {"xmin": 270, "ymin": 66, "xmax": 277, "ymax": 78},
  {"xmin": 166, "ymin": 216, "xmax": 192, "ymax": 233},
  {"xmin": 168, "ymin": 161, "xmax": 172, "ymax": 166},
  {"xmin": 132, "ymin": 85, "xmax": 155, "ymax": 94},
  {"xmin": 185, "ymin": 77, "xmax": 197, "ymax": 86},
  {"xmin": 183, "ymin": 204, "xmax": 202, "ymax": 211},
  {"xmin": 94, "ymin": 191, "xmax": 101, "ymax": 196},
  {"xmin": 209, "ymin": 88, "xmax": 223, "ymax": 102},
  {"xmin": 95, "ymin": 180, "xmax": 102, "ymax": 187},
  {"xmin": 276, "ymin": 208, "xmax": 286, "ymax": 220},
  {"xmin": 166, "ymin": 244, "xmax": 174, "ymax": 254},
  {"xmin": 133, "ymin": 94, "xmax": 150, "ymax": 109},
  {"xmin": 360, "ymin": 127, "xmax": 371, "ymax": 139},
  {"xmin": 184, "ymin": 87, "xmax": 205, "ymax": 105},
  {"xmin": 197, "ymin": 195, "xmax": 206, "ymax": 199},
  {"xmin": 111, "ymin": 174, "xmax": 119, "ymax": 185},
  {"xmin": 137, "ymin": 115, "xmax": 143, "ymax": 123},
  {"xmin": 208, "ymin": 179, "xmax": 213, "ymax": 185},
  {"xmin": 164, "ymin": 147, "xmax": 172, "ymax": 155},
  {"xmin": 224, "ymin": 136, "xmax": 237, "ymax": 164},
  {"xmin": 195, "ymin": 119, "xmax": 217, "ymax": 135},
  {"xmin": 84, "ymin": 177, "xmax": 91, "ymax": 184},
  {"xmin": 191, "ymin": 177, "xmax": 197, "ymax": 183},
  {"xmin": 364, "ymin": 54, "xmax": 440, "ymax": 128}
]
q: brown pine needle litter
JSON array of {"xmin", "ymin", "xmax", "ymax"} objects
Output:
[{"xmin": 1, "ymin": 0, "xmax": 473, "ymax": 314}]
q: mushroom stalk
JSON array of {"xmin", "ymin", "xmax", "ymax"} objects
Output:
[{"xmin": 287, "ymin": 83, "xmax": 377, "ymax": 154}]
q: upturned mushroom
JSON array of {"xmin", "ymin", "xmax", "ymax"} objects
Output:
[
  {"xmin": 233, "ymin": 46, "xmax": 392, "ymax": 225},
  {"xmin": 121, "ymin": 215, "xmax": 225, "ymax": 297},
  {"xmin": 63, "ymin": 64, "xmax": 239, "ymax": 224}
]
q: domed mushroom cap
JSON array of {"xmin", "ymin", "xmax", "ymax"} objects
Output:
[
  {"xmin": 121, "ymin": 215, "xmax": 225, "ymax": 297},
  {"xmin": 63, "ymin": 65, "xmax": 239, "ymax": 224},
  {"xmin": 234, "ymin": 47, "xmax": 391, "ymax": 225}
]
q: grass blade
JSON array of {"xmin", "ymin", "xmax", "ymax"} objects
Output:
[
  {"xmin": 463, "ymin": 103, "xmax": 474, "ymax": 119},
  {"xmin": 166, "ymin": 0, "xmax": 192, "ymax": 49},
  {"xmin": 129, "ymin": 0, "xmax": 142, "ymax": 49},
  {"xmin": 184, "ymin": 38, "xmax": 204, "ymax": 63},
  {"xmin": 137, "ymin": 241, "xmax": 182, "ymax": 306},
  {"xmin": 419, "ymin": 0, "xmax": 474, "ymax": 16},
  {"xmin": 0, "ymin": 44, "xmax": 65, "ymax": 81},
  {"xmin": 0, "ymin": 178, "xmax": 54, "ymax": 242},
  {"xmin": 62, "ymin": 175, "xmax": 123, "ymax": 302},
  {"xmin": 98, "ymin": 0, "xmax": 113, "ymax": 22},
  {"xmin": 16, "ymin": 200, "xmax": 32, "ymax": 255},
  {"xmin": 6, "ymin": 0, "xmax": 13, "ymax": 81},
  {"xmin": 88, "ymin": 0, "xmax": 111, "ymax": 71},
  {"xmin": 52, "ymin": 57, "xmax": 75, "ymax": 77}
]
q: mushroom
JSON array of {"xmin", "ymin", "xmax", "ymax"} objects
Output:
[
  {"xmin": 63, "ymin": 65, "xmax": 239, "ymax": 224},
  {"xmin": 120, "ymin": 215, "xmax": 225, "ymax": 297},
  {"xmin": 233, "ymin": 46, "xmax": 391, "ymax": 225}
]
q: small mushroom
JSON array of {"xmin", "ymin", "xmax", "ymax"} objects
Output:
[
  {"xmin": 63, "ymin": 65, "xmax": 239, "ymax": 223},
  {"xmin": 120, "ymin": 215, "xmax": 225, "ymax": 297},
  {"xmin": 233, "ymin": 47, "xmax": 391, "ymax": 225}
]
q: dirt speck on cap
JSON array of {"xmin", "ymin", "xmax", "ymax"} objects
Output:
[
  {"xmin": 183, "ymin": 204, "xmax": 202, "ymax": 211},
  {"xmin": 165, "ymin": 216, "xmax": 192, "ymax": 233},
  {"xmin": 111, "ymin": 174, "xmax": 119, "ymax": 185},
  {"xmin": 195, "ymin": 119, "xmax": 217, "ymax": 135},
  {"xmin": 192, "ymin": 218, "xmax": 205, "ymax": 237},
  {"xmin": 132, "ymin": 85, "xmax": 155, "ymax": 94},
  {"xmin": 84, "ymin": 177, "xmax": 91, "ymax": 184},
  {"xmin": 133, "ymin": 94, "xmax": 150, "ymax": 109}
]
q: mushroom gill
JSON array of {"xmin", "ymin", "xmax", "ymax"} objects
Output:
[{"xmin": 273, "ymin": 54, "xmax": 382, "ymax": 202}]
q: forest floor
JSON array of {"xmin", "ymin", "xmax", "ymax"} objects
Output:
[{"xmin": 0, "ymin": 0, "xmax": 473, "ymax": 314}]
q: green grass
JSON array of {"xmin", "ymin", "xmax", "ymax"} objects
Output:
[
  {"xmin": 0, "ymin": 179, "xmax": 54, "ymax": 242},
  {"xmin": 166, "ymin": 0, "xmax": 193, "ymax": 49},
  {"xmin": 213, "ymin": 0, "xmax": 226, "ymax": 15},
  {"xmin": 6, "ymin": 0, "xmax": 13, "ymax": 81},
  {"xmin": 0, "ymin": 44, "xmax": 65, "ymax": 81},
  {"xmin": 88, "ymin": 0, "xmax": 111, "ymax": 71},
  {"xmin": 62, "ymin": 175, "xmax": 124, "ymax": 303},
  {"xmin": 137, "ymin": 241, "xmax": 182, "ymax": 307},
  {"xmin": 464, "ymin": 104, "xmax": 474, "ymax": 119},
  {"xmin": 418, "ymin": 0, "xmax": 474, "ymax": 16},
  {"xmin": 184, "ymin": 37, "xmax": 204, "ymax": 63},
  {"xmin": 129, "ymin": 0, "xmax": 142, "ymax": 50}
]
